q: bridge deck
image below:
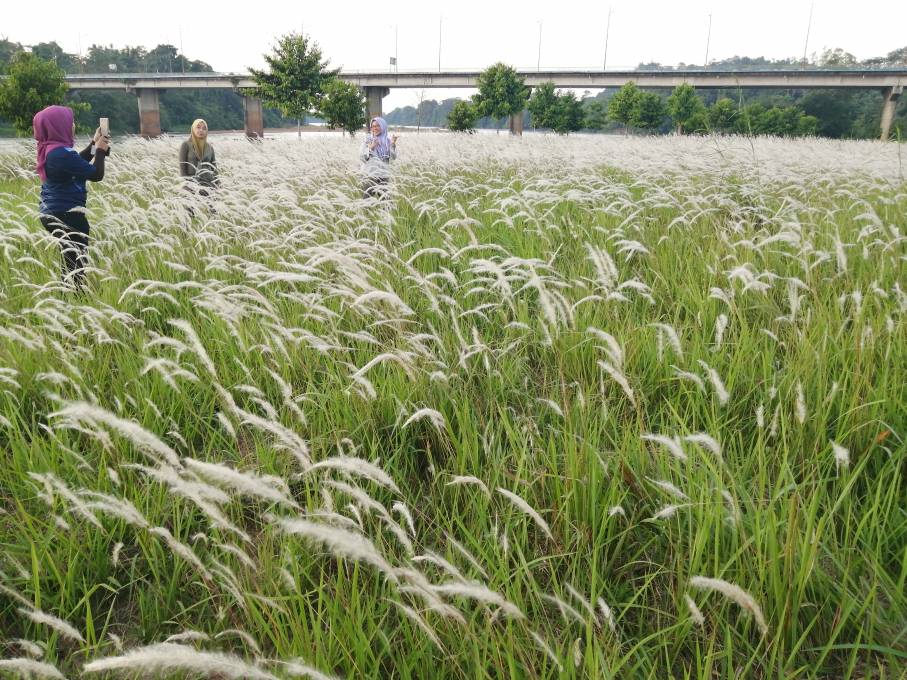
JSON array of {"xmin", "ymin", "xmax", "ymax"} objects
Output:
[{"xmin": 57, "ymin": 69, "xmax": 906, "ymax": 91}]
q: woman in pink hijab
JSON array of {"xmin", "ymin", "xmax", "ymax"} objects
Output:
[{"xmin": 33, "ymin": 105, "xmax": 110, "ymax": 289}]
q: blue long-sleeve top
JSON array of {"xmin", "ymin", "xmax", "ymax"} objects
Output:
[{"xmin": 39, "ymin": 143, "xmax": 105, "ymax": 214}]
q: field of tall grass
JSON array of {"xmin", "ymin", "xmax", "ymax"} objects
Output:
[{"xmin": 0, "ymin": 132, "xmax": 904, "ymax": 679}]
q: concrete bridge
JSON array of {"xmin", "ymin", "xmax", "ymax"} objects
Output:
[{"xmin": 58, "ymin": 68, "xmax": 905, "ymax": 140}]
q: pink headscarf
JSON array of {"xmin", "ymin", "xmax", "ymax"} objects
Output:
[{"xmin": 33, "ymin": 105, "xmax": 74, "ymax": 181}]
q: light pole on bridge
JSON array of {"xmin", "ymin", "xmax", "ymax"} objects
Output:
[
  {"xmin": 603, "ymin": 6, "xmax": 612, "ymax": 71},
  {"xmin": 704, "ymin": 13, "xmax": 712, "ymax": 68},
  {"xmin": 537, "ymin": 20, "xmax": 542, "ymax": 72}
]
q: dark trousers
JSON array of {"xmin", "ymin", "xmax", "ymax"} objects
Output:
[
  {"xmin": 40, "ymin": 212, "xmax": 90, "ymax": 288},
  {"xmin": 362, "ymin": 176, "xmax": 390, "ymax": 200}
]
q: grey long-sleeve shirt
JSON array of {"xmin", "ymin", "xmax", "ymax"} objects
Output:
[{"xmin": 179, "ymin": 141, "xmax": 219, "ymax": 187}]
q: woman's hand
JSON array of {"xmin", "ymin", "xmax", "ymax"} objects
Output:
[
  {"xmin": 368, "ymin": 139, "xmax": 378, "ymax": 150},
  {"xmin": 93, "ymin": 127, "xmax": 103, "ymax": 144},
  {"xmin": 391, "ymin": 134, "xmax": 400, "ymax": 145},
  {"xmin": 96, "ymin": 137, "xmax": 110, "ymax": 152}
]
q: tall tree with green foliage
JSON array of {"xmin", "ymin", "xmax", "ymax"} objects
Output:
[
  {"xmin": 472, "ymin": 63, "xmax": 529, "ymax": 134},
  {"xmin": 666, "ymin": 83, "xmax": 705, "ymax": 134},
  {"xmin": 551, "ymin": 91, "xmax": 584, "ymax": 134},
  {"xmin": 0, "ymin": 52, "xmax": 71, "ymax": 135},
  {"xmin": 631, "ymin": 91, "xmax": 666, "ymax": 131},
  {"xmin": 319, "ymin": 80, "xmax": 367, "ymax": 136},
  {"xmin": 608, "ymin": 81, "xmax": 640, "ymax": 133},
  {"xmin": 249, "ymin": 33, "xmax": 339, "ymax": 138},
  {"xmin": 707, "ymin": 97, "xmax": 738, "ymax": 132},
  {"xmin": 583, "ymin": 100, "xmax": 609, "ymax": 130},
  {"xmin": 528, "ymin": 81, "xmax": 558, "ymax": 129},
  {"xmin": 446, "ymin": 100, "xmax": 478, "ymax": 133}
]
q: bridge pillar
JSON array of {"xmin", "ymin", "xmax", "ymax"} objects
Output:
[
  {"xmin": 509, "ymin": 110, "xmax": 525, "ymax": 136},
  {"xmin": 880, "ymin": 86, "xmax": 902, "ymax": 141},
  {"xmin": 364, "ymin": 86, "xmax": 390, "ymax": 122},
  {"xmin": 136, "ymin": 88, "xmax": 161, "ymax": 138},
  {"xmin": 243, "ymin": 96, "xmax": 264, "ymax": 139}
]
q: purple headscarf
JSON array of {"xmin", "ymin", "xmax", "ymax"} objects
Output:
[
  {"xmin": 33, "ymin": 105, "xmax": 74, "ymax": 181},
  {"xmin": 368, "ymin": 117, "xmax": 391, "ymax": 159}
]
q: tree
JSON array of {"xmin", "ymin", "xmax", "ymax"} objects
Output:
[
  {"xmin": 583, "ymin": 100, "xmax": 609, "ymax": 130},
  {"xmin": 666, "ymin": 83, "xmax": 705, "ymax": 134},
  {"xmin": 818, "ymin": 48, "xmax": 858, "ymax": 67},
  {"xmin": 0, "ymin": 52, "xmax": 71, "ymax": 135},
  {"xmin": 631, "ymin": 91, "xmax": 666, "ymax": 132},
  {"xmin": 551, "ymin": 91, "xmax": 584, "ymax": 134},
  {"xmin": 608, "ymin": 81, "xmax": 640, "ymax": 132},
  {"xmin": 473, "ymin": 63, "xmax": 529, "ymax": 133},
  {"xmin": 319, "ymin": 80, "xmax": 367, "ymax": 136},
  {"xmin": 0, "ymin": 39, "xmax": 23, "ymax": 72},
  {"xmin": 528, "ymin": 81, "xmax": 558, "ymax": 129},
  {"xmin": 447, "ymin": 100, "xmax": 478, "ymax": 133},
  {"xmin": 249, "ymin": 32, "xmax": 339, "ymax": 138},
  {"xmin": 31, "ymin": 42, "xmax": 79, "ymax": 72},
  {"xmin": 707, "ymin": 98, "xmax": 737, "ymax": 133}
]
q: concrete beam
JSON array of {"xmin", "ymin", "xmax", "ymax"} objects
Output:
[
  {"xmin": 136, "ymin": 88, "xmax": 161, "ymax": 138},
  {"xmin": 243, "ymin": 96, "xmax": 264, "ymax": 139},
  {"xmin": 364, "ymin": 86, "xmax": 390, "ymax": 121},
  {"xmin": 880, "ymin": 86, "xmax": 903, "ymax": 141}
]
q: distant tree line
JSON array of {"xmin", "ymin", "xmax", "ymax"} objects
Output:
[
  {"xmin": 0, "ymin": 38, "xmax": 296, "ymax": 135},
  {"xmin": 384, "ymin": 46, "xmax": 907, "ymax": 139}
]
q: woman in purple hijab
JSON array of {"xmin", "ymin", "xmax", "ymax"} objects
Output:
[
  {"xmin": 33, "ymin": 105, "xmax": 110, "ymax": 289},
  {"xmin": 359, "ymin": 116, "xmax": 399, "ymax": 198}
]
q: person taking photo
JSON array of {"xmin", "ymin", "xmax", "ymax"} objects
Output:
[{"xmin": 33, "ymin": 105, "xmax": 110, "ymax": 290}]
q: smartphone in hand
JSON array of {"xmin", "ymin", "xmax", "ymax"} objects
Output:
[{"xmin": 99, "ymin": 117, "xmax": 111, "ymax": 156}]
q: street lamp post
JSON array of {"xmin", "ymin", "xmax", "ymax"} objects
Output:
[
  {"xmin": 537, "ymin": 21, "xmax": 542, "ymax": 71},
  {"xmin": 603, "ymin": 6, "xmax": 612, "ymax": 70},
  {"xmin": 704, "ymin": 13, "xmax": 712, "ymax": 67}
]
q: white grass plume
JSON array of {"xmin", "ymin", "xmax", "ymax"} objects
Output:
[
  {"xmin": 402, "ymin": 407, "xmax": 447, "ymax": 432},
  {"xmin": 50, "ymin": 402, "xmax": 180, "ymax": 468},
  {"xmin": 651, "ymin": 504, "xmax": 684, "ymax": 520},
  {"xmin": 275, "ymin": 517, "xmax": 397, "ymax": 581},
  {"xmin": 795, "ymin": 381, "xmax": 807, "ymax": 424},
  {"xmin": 646, "ymin": 478, "xmax": 689, "ymax": 501},
  {"xmin": 697, "ymin": 361, "xmax": 730, "ymax": 406},
  {"xmin": 831, "ymin": 440, "xmax": 850, "ymax": 469},
  {"xmin": 689, "ymin": 575, "xmax": 768, "ymax": 635},
  {"xmin": 0, "ymin": 658, "xmax": 65, "ymax": 679},
  {"xmin": 597, "ymin": 360, "xmax": 636, "ymax": 407},
  {"xmin": 597, "ymin": 597, "xmax": 617, "ymax": 632},
  {"xmin": 392, "ymin": 501, "xmax": 416, "ymax": 536},
  {"xmin": 431, "ymin": 580, "xmax": 524, "ymax": 619},
  {"xmin": 277, "ymin": 659, "xmax": 340, "ymax": 679},
  {"xmin": 586, "ymin": 327, "xmax": 624, "ymax": 366},
  {"xmin": 684, "ymin": 594, "xmax": 705, "ymax": 626},
  {"xmin": 81, "ymin": 642, "xmax": 279, "ymax": 678},
  {"xmin": 389, "ymin": 599, "xmax": 444, "ymax": 650},
  {"xmin": 650, "ymin": 322, "xmax": 684, "ymax": 360},
  {"xmin": 641, "ymin": 434, "xmax": 687, "ymax": 462},
  {"xmin": 14, "ymin": 639, "xmax": 45, "ymax": 658},
  {"xmin": 529, "ymin": 629, "xmax": 563, "ymax": 672},
  {"xmin": 445, "ymin": 475, "xmax": 491, "ymax": 497},
  {"xmin": 307, "ymin": 455, "xmax": 400, "ymax": 494},
  {"xmin": 163, "ymin": 630, "xmax": 210, "ymax": 644},
  {"xmin": 683, "ymin": 433, "xmax": 723, "ymax": 461},
  {"xmin": 184, "ymin": 458, "xmax": 298, "ymax": 509},
  {"xmin": 497, "ymin": 487, "xmax": 553, "ymax": 540},
  {"xmin": 17, "ymin": 607, "xmax": 85, "ymax": 643}
]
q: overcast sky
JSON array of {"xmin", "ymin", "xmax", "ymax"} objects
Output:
[{"xmin": 4, "ymin": 0, "xmax": 905, "ymax": 110}]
